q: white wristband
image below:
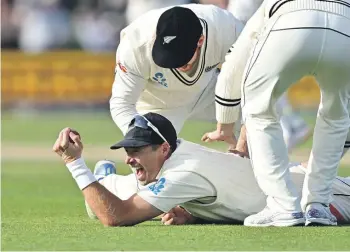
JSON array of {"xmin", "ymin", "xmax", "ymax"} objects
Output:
[{"xmin": 66, "ymin": 158, "xmax": 96, "ymax": 190}]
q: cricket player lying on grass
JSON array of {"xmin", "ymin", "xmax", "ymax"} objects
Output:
[{"xmin": 53, "ymin": 112, "xmax": 350, "ymax": 227}]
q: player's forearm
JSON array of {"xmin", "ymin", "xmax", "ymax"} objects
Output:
[
  {"xmin": 109, "ymin": 71, "xmax": 146, "ymax": 134},
  {"xmin": 66, "ymin": 158, "xmax": 135, "ymax": 226},
  {"xmin": 83, "ymin": 182, "xmax": 134, "ymax": 227},
  {"xmin": 109, "ymin": 97, "xmax": 138, "ymax": 135},
  {"xmin": 215, "ymin": 56, "xmax": 242, "ymax": 124}
]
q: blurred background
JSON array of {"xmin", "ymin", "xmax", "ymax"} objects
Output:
[
  {"xmin": 1, "ymin": 0, "xmax": 324, "ymax": 163},
  {"xmin": 1, "ymin": 0, "xmax": 325, "ymax": 167},
  {"xmin": 2, "ymin": 0, "xmax": 247, "ymax": 168},
  {"xmin": 1, "ymin": 0, "xmax": 319, "ymax": 112}
]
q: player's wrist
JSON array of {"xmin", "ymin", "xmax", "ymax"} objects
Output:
[
  {"xmin": 217, "ymin": 123, "xmax": 235, "ymax": 136},
  {"xmin": 66, "ymin": 157, "xmax": 96, "ymax": 190},
  {"xmin": 62, "ymin": 153, "xmax": 81, "ymax": 164}
]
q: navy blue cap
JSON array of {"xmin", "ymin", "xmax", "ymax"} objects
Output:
[
  {"xmin": 110, "ymin": 113, "xmax": 177, "ymax": 152},
  {"xmin": 152, "ymin": 6, "xmax": 202, "ymax": 68}
]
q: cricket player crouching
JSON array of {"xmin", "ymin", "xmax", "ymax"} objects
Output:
[
  {"xmin": 53, "ymin": 113, "xmax": 350, "ymax": 226},
  {"xmin": 110, "ymin": 4, "xmax": 243, "ymax": 143}
]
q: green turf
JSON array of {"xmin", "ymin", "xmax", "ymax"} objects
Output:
[
  {"xmin": 2, "ymin": 160, "xmax": 350, "ymax": 251},
  {"xmin": 2, "ymin": 112, "xmax": 350, "ymax": 250}
]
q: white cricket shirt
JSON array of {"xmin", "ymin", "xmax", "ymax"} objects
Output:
[
  {"xmin": 227, "ymin": 0, "xmax": 263, "ymax": 24},
  {"xmin": 138, "ymin": 139, "xmax": 267, "ymax": 222},
  {"xmin": 110, "ymin": 4, "xmax": 243, "ymax": 134}
]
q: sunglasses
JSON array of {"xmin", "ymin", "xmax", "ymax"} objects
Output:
[{"xmin": 133, "ymin": 115, "xmax": 168, "ymax": 144}]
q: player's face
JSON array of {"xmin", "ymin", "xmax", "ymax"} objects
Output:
[
  {"xmin": 176, "ymin": 35, "xmax": 205, "ymax": 72},
  {"xmin": 124, "ymin": 144, "xmax": 169, "ymax": 185},
  {"xmin": 176, "ymin": 48, "xmax": 200, "ymax": 72}
]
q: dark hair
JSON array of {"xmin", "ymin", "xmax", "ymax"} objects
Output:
[{"xmin": 151, "ymin": 143, "xmax": 175, "ymax": 159}]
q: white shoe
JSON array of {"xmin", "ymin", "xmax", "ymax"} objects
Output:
[
  {"xmin": 287, "ymin": 123, "xmax": 312, "ymax": 151},
  {"xmin": 305, "ymin": 203, "xmax": 337, "ymax": 226},
  {"xmin": 244, "ymin": 207, "xmax": 305, "ymax": 227},
  {"xmin": 94, "ymin": 160, "xmax": 116, "ymax": 181}
]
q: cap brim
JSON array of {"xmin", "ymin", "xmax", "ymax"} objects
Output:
[
  {"xmin": 110, "ymin": 139, "xmax": 151, "ymax": 150},
  {"xmin": 152, "ymin": 37, "xmax": 197, "ymax": 69}
]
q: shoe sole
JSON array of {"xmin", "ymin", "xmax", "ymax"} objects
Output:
[
  {"xmin": 244, "ymin": 218, "xmax": 305, "ymax": 227},
  {"xmin": 305, "ymin": 218, "xmax": 337, "ymax": 226},
  {"xmin": 94, "ymin": 161, "xmax": 117, "ymax": 178}
]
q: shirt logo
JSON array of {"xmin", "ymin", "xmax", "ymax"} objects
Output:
[
  {"xmin": 205, "ymin": 62, "xmax": 220, "ymax": 72},
  {"xmin": 163, "ymin": 36, "xmax": 176, "ymax": 44},
  {"xmin": 148, "ymin": 177, "xmax": 166, "ymax": 195},
  {"xmin": 152, "ymin": 72, "xmax": 168, "ymax": 87},
  {"xmin": 116, "ymin": 62, "xmax": 127, "ymax": 73}
]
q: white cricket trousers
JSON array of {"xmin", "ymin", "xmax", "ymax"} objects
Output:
[{"xmin": 242, "ymin": 8, "xmax": 350, "ymax": 212}]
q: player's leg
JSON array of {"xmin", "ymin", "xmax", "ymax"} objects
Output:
[
  {"xmin": 330, "ymin": 176, "xmax": 350, "ymax": 224},
  {"xmin": 93, "ymin": 160, "xmax": 117, "ymax": 181},
  {"xmin": 242, "ymin": 11, "xmax": 331, "ymax": 226},
  {"xmin": 290, "ymin": 162, "xmax": 350, "ymax": 224},
  {"xmin": 342, "ymin": 108, "xmax": 350, "ymax": 158},
  {"xmin": 301, "ymin": 22, "xmax": 350, "ymax": 225}
]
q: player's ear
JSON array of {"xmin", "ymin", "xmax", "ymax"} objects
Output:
[
  {"xmin": 162, "ymin": 142, "xmax": 171, "ymax": 156},
  {"xmin": 198, "ymin": 35, "xmax": 205, "ymax": 47}
]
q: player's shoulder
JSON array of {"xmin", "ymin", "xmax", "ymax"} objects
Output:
[
  {"xmin": 185, "ymin": 3, "xmax": 229, "ymax": 15},
  {"xmin": 227, "ymin": 0, "xmax": 264, "ymax": 23},
  {"xmin": 186, "ymin": 3, "xmax": 234, "ymax": 22},
  {"xmin": 187, "ymin": 4, "xmax": 240, "ymax": 42},
  {"xmin": 161, "ymin": 139, "xmax": 222, "ymax": 173},
  {"xmin": 161, "ymin": 140, "xmax": 200, "ymax": 170},
  {"xmin": 119, "ymin": 8, "xmax": 162, "ymax": 51}
]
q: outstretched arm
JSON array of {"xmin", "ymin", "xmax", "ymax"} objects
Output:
[
  {"xmin": 53, "ymin": 128, "xmax": 162, "ymax": 227},
  {"xmin": 83, "ymin": 180, "xmax": 162, "ymax": 227}
]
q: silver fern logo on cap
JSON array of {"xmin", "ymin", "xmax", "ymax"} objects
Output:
[{"xmin": 163, "ymin": 36, "xmax": 176, "ymax": 44}]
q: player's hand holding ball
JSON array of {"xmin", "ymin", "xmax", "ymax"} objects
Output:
[{"xmin": 53, "ymin": 127, "xmax": 83, "ymax": 164}]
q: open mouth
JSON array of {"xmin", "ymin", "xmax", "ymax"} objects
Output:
[{"xmin": 135, "ymin": 167, "xmax": 146, "ymax": 181}]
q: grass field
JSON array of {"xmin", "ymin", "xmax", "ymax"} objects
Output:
[{"xmin": 2, "ymin": 111, "xmax": 350, "ymax": 251}]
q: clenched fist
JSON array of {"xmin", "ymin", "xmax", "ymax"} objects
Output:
[
  {"xmin": 53, "ymin": 127, "xmax": 83, "ymax": 164},
  {"xmin": 161, "ymin": 206, "xmax": 196, "ymax": 225}
]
